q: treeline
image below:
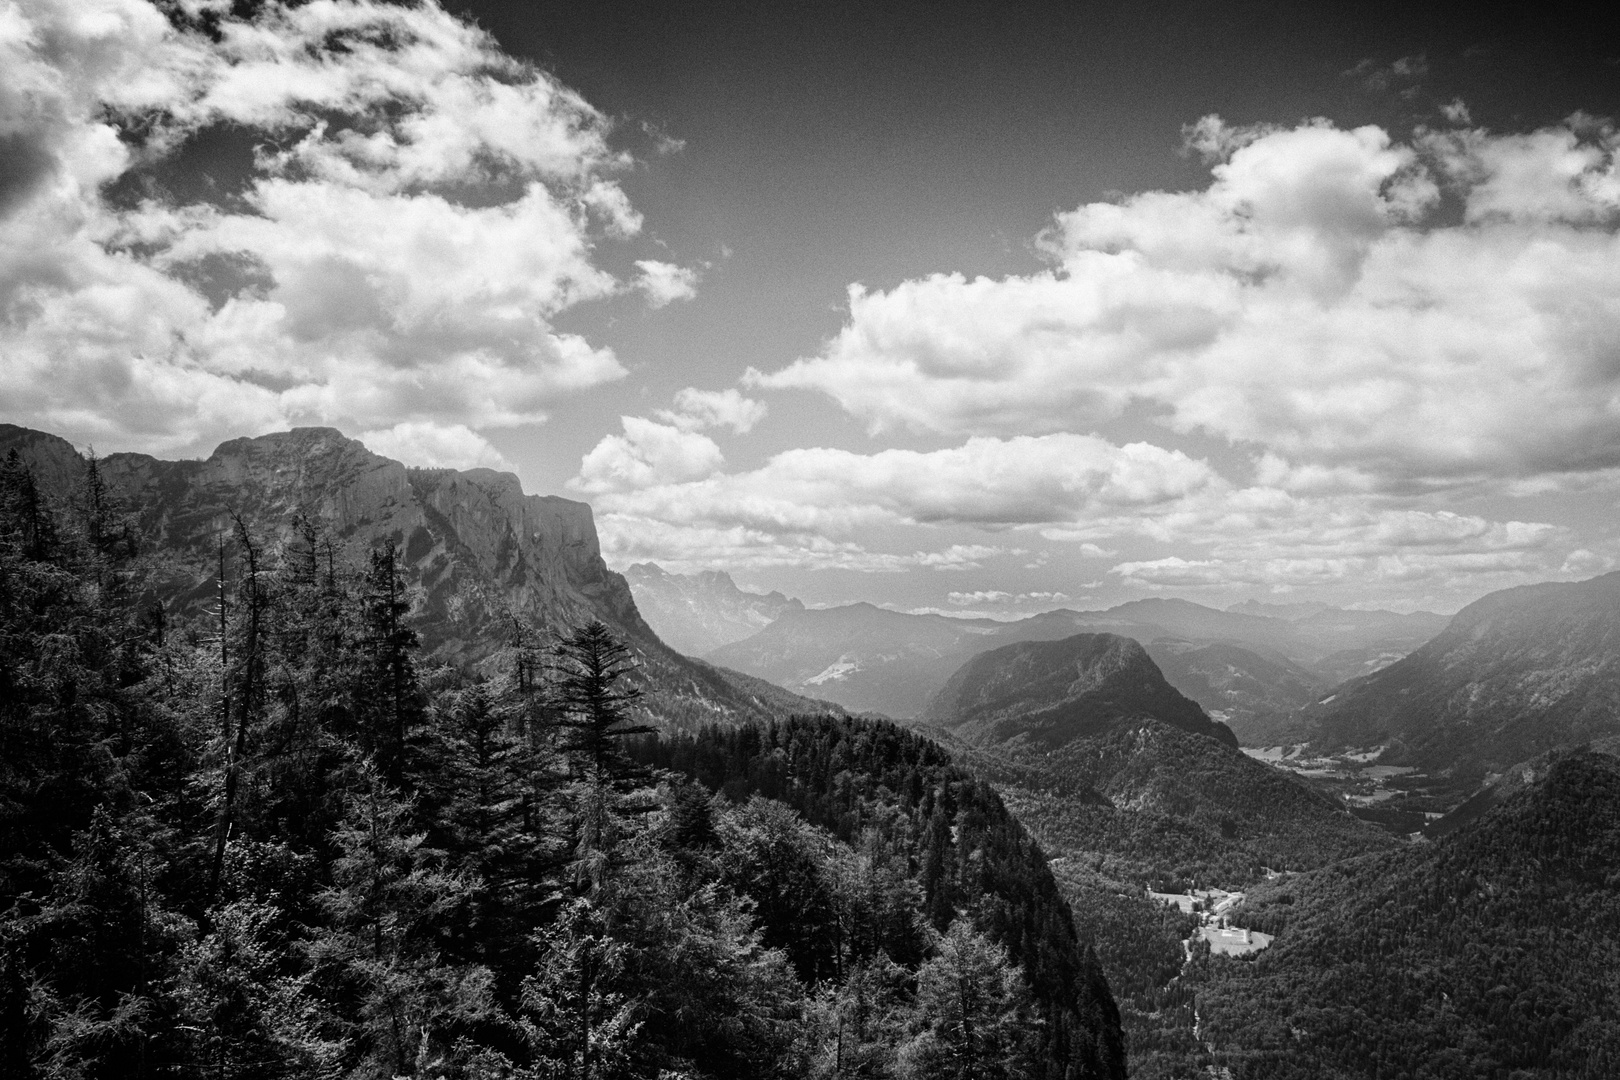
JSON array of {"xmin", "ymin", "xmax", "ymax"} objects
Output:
[{"xmin": 0, "ymin": 451, "xmax": 1124, "ymax": 1080}]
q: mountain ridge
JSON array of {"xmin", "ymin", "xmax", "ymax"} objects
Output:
[
  {"xmin": 1300, "ymin": 570, "xmax": 1620, "ymax": 775},
  {"xmin": 0, "ymin": 423, "xmax": 838, "ymax": 729}
]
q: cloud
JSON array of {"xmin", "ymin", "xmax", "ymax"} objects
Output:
[
  {"xmin": 635, "ymin": 259, "xmax": 700, "ymax": 307},
  {"xmin": 583, "ymin": 432, "xmax": 1218, "ymax": 542},
  {"xmin": 1346, "ymin": 55, "xmax": 1428, "ymax": 93},
  {"xmin": 579, "ymin": 406, "xmax": 1579, "ymax": 588},
  {"xmin": 752, "ymin": 117, "xmax": 1620, "ymax": 493},
  {"xmin": 946, "ymin": 590, "xmax": 1070, "ymax": 606},
  {"xmin": 572, "ymin": 417, "xmax": 725, "ymax": 495},
  {"xmin": 594, "ymin": 515, "xmax": 1018, "ymax": 575},
  {"xmin": 359, "ymin": 421, "xmax": 512, "ymax": 471},
  {"xmin": 0, "ymin": 0, "xmax": 649, "ymax": 455},
  {"xmin": 1109, "ymin": 549, "xmax": 1563, "ymax": 594},
  {"xmin": 657, "ymin": 387, "xmax": 768, "ymax": 433}
]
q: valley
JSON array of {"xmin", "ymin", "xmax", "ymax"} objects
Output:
[
  {"xmin": 4, "ymin": 424, "xmax": 1618, "ymax": 1079},
  {"xmin": 632, "ymin": 558, "xmax": 1620, "ymax": 1077}
]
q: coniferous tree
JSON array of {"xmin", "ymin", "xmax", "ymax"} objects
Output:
[
  {"xmin": 307, "ymin": 763, "xmax": 492, "ymax": 1078},
  {"xmin": 546, "ymin": 621, "xmax": 654, "ymax": 867},
  {"xmin": 897, "ymin": 920, "xmax": 1040, "ymax": 1080},
  {"xmin": 357, "ymin": 541, "xmax": 425, "ymax": 788}
]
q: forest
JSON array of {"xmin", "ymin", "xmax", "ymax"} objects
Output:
[
  {"xmin": 0, "ymin": 449, "xmax": 1126, "ymax": 1079},
  {"xmin": 1192, "ymin": 752, "xmax": 1620, "ymax": 1079}
]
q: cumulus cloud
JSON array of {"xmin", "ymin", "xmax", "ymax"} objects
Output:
[
  {"xmin": 947, "ymin": 590, "xmax": 1070, "ymax": 606},
  {"xmin": 572, "ymin": 417, "xmax": 725, "ymax": 495},
  {"xmin": 585, "ymin": 432, "xmax": 1217, "ymax": 541},
  {"xmin": 578, "ymin": 406, "xmax": 1585, "ymax": 589},
  {"xmin": 752, "ymin": 116, "xmax": 1620, "ymax": 493},
  {"xmin": 594, "ymin": 515, "xmax": 1018, "ymax": 575},
  {"xmin": 359, "ymin": 421, "xmax": 512, "ymax": 471},
  {"xmin": 657, "ymin": 387, "xmax": 768, "ymax": 433},
  {"xmin": 0, "ymin": 0, "xmax": 658, "ymax": 456},
  {"xmin": 635, "ymin": 259, "xmax": 700, "ymax": 307}
]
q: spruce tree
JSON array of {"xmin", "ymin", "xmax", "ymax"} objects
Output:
[{"xmin": 546, "ymin": 621, "xmax": 653, "ymax": 862}]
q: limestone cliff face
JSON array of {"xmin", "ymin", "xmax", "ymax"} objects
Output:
[{"xmin": 1, "ymin": 425, "xmax": 830, "ymax": 727}]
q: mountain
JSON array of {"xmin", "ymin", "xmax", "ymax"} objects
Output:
[
  {"xmin": 917, "ymin": 632, "xmax": 1395, "ymax": 875},
  {"xmin": 707, "ymin": 602, "xmax": 1016, "ymax": 716},
  {"xmin": 923, "ymin": 632, "xmax": 1236, "ymax": 749},
  {"xmin": 711, "ymin": 598, "xmax": 1443, "ymax": 733},
  {"xmin": 1201, "ymin": 752, "xmax": 1620, "ymax": 1077},
  {"xmin": 1228, "ymin": 599, "xmax": 1334, "ymax": 620},
  {"xmin": 622, "ymin": 561, "xmax": 802, "ymax": 656},
  {"xmin": 1284, "ymin": 605, "xmax": 1450, "ymax": 685},
  {"xmin": 1141, "ymin": 640, "xmax": 1325, "ymax": 745},
  {"xmin": 1, "ymin": 462, "xmax": 1121, "ymax": 1078},
  {"xmin": 0, "ymin": 424, "xmax": 837, "ymax": 728},
  {"xmin": 916, "ymin": 635, "xmax": 1394, "ymax": 1074},
  {"xmin": 1300, "ymin": 571, "xmax": 1620, "ymax": 776}
]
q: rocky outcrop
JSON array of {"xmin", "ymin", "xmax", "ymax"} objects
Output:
[
  {"xmin": 623, "ymin": 562, "xmax": 802, "ymax": 656},
  {"xmin": 0, "ymin": 425, "xmax": 836, "ymax": 728}
]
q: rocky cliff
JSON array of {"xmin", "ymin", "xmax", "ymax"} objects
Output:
[{"xmin": 0, "ymin": 424, "xmax": 835, "ymax": 728}]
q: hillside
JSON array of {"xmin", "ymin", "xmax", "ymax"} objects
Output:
[
  {"xmin": 1200, "ymin": 752, "xmax": 1620, "ymax": 1077},
  {"xmin": 1300, "ymin": 571, "xmax": 1620, "ymax": 776},
  {"xmin": 923, "ymin": 632, "xmax": 1236, "ymax": 749},
  {"xmin": 1141, "ymin": 640, "xmax": 1324, "ymax": 745},
  {"xmin": 0, "ymin": 424, "xmax": 836, "ymax": 729},
  {"xmin": 623, "ymin": 561, "xmax": 803, "ymax": 656},
  {"xmin": 636, "ymin": 715, "xmax": 1128, "ymax": 1080}
]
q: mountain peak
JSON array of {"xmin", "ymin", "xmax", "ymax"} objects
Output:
[{"xmin": 925, "ymin": 631, "xmax": 1237, "ymax": 749}]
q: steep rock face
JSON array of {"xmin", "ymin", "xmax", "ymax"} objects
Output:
[
  {"xmin": 924, "ymin": 632, "xmax": 1237, "ymax": 749},
  {"xmin": 1301, "ymin": 571, "xmax": 1620, "ymax": 774},
  {"xmin": 1, "ymin": 425, "xmax": 834, "ymax": 727},
  {"xmin": 623, "ymin": 562, "xmax": 802, "ymax": 656}
]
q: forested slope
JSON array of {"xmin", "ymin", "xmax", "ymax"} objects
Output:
[
  {"xmin": 1197, "ymin": 752, "xmax": 1620, "ymax": 1078},
  {"xmin": 0, "ymin": 448, "xmax": 1124, "ymax": 1079}
]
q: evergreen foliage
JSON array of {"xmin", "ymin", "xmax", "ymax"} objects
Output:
[{"xmin": 0, "ymin": 457, "xmax": 1126, "ymax": 1079}]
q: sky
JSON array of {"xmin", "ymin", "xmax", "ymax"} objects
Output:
[{"xmin": 2, "ymin": 0, "xmax": 1619, "ymax": 616}]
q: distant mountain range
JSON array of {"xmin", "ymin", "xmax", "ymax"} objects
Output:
[
  {"xmin": 1299, "ymin": 570, "xmax": 1620, "ymax": 777},
  {"xmin": 622, "ymin": 562, "xmax": 802, "ymax": 655},
  {"xmin": 0, "ymin": 424, "xmax": 838, "ymax": 729},
  {"xmin": 702, "ymin": 594, "xmax": 1445, "ymax": 739}
]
